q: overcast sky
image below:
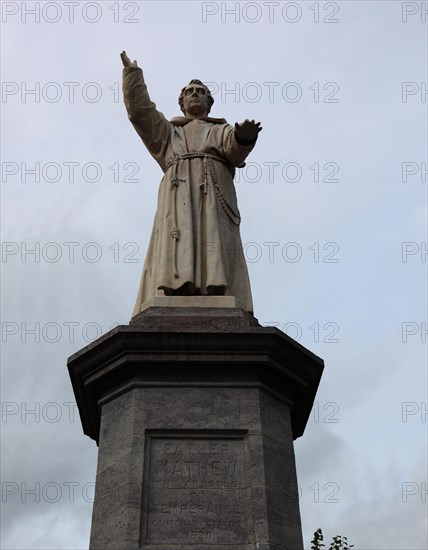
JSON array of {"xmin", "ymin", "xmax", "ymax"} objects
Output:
[{"xmin": 1, "ymin": 1, "xmax": 427, "ymax": 548}]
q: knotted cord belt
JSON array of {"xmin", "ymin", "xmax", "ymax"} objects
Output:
[{"xmin": 165, "ymin": 152, "xmax": 241, "ymax": 279}]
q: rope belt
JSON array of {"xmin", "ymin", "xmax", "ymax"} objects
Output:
[{"xmin": 166, "ymin": 152, "xmax": 241, "ymax": 279}]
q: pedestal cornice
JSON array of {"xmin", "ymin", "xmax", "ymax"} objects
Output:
[{"xmin": 68, "ymin": 308, "xmax": 324, "ymax": 444}]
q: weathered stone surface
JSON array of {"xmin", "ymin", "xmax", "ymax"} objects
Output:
[
  {"xmin": 68, "ymin": 307, "xmax": 324, "ymax": 549},
  {"xmin": 89, "ymin": 482, "xmax": 141, "ymax": 548}
]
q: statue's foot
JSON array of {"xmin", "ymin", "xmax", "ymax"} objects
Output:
[
  {"xmin": 160, "ymin": 282, "xmax": 226, "ymax": 296},
  {"xmin": 206, "ymin": 285, "xmax": 226, "ymax": 296}
]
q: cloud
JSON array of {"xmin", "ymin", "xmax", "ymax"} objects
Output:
[{"xmin": 2, "ymin": 2, "xmax": 426, "ymax": 549}]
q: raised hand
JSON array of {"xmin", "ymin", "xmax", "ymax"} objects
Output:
[
  {"xmin": 120, "ymin": 51, "xmax": 138, "ymax": 68},
  {"xmin": 235, "ymin": 119, "xmax": 262, "ymax": 143}
]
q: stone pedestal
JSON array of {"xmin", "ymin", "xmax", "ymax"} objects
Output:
[{"xmin": 67, "ymin": 307, "xmax": 324, "ymax": 550}]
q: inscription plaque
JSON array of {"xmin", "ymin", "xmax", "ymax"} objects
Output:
[{"xmin": 143, "ymin": 431, "xmax": 250, "ymax": 545}]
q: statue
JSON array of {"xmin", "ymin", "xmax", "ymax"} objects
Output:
[{"xmin": 121, "ymin": 51, "xmax": 262, "ymax": 316}]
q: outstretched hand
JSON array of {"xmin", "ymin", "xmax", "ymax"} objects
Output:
[
  {"xmin": 120, "ymin": 51, "xmax": 138, "ymax": 68},
  {"xmin": 235, "ymin": 119, "xmax": 262, "ymax": 143}
]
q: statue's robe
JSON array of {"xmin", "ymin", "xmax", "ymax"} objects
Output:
[{"xmin": 123, "ymin": 67, "xmax": 257, "ymax": 315}]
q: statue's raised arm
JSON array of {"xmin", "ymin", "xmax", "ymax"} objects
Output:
[
  {"xmin": 121, "ymin": 51, "xmax": 170, "ymax": 167},
  {"xmin": 120, "ymin": 51, "xmax": 138, "ymax": 68}
]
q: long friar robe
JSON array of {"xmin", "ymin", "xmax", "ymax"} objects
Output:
[{"xmin": 123, "ymin": 67, "xmax": 257, "ymax": 316}]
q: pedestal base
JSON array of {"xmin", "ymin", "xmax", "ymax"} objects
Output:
[
  {"xmin": 68, "ymin": 307, "xmax": 324, "ymax": 550},
  {"xmin": 139, "ymin": 295, "xmax": 246, "ymax": 311}
]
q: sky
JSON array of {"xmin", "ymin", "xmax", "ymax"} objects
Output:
[{"xmin": 1, "ymin": 1, "xmax": 427, "ymax": 548}]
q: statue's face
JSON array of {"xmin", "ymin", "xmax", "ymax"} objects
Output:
[{"xmin": 182, "ymin": 84, "xmax": 210, "ymax": 118}]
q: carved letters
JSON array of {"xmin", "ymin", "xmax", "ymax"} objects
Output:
[{"xmin": 144, "ymin": 435, "xmax": 249, "ymax": 544}]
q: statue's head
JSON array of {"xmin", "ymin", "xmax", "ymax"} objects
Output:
[{"xmin": 178, "ymin": 79, "xmax": 214, "ymax": 118}]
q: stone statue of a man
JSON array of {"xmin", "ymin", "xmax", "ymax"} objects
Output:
[{"xmin": 121, "ymin": 51, "xmax": 262, "ymax": 316}]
